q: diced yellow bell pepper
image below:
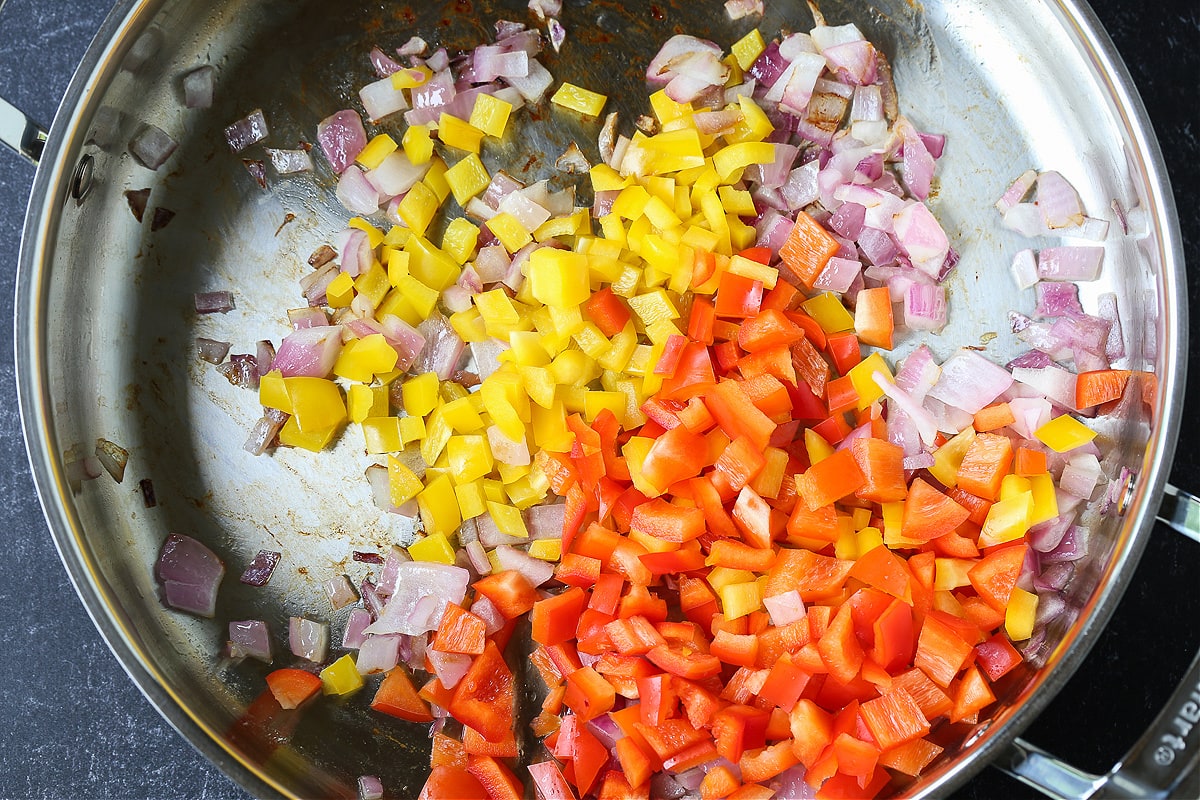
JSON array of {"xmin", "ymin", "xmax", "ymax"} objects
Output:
[
  {"xmin": 259, "ymin": 370, "xmax": 290, "ymax": 413},
  {"xmin": 529, "ymin": 539, "xmax": 562, "ymax": 561},
  {"xmin": 421, "ymin": 406, "xmax": 453, "ymax": 465},
  {"xmin": 387, "ymin": 457, "xmax": 424, "ymax": 505},
  {"xmin": 508, "ymin": 330, "xmax": 552, "ymax": 367},
  {"xmin": 362, "ymin": 417, "xmax": 403, "ymax": 454},
  {"xmin": 402, "ymin": 123, "xmax": 435, "ymax": 165},
  {"xmin": 409, "ymin": 532, "xmax": 456, "ymax": 564},
  {"xmin": 847, "ymin": 351, "xmax": 895, "ymax": 411},
  {"xmin": 424, "ymin": 157, "xmax": 450, "ymax": 203},
  {"xmin": 441, "ymin": 396, "xmax": 485, "ymax": 433},
  {"xmin": 731, "ymin": 29, "xmax": 766, "ymax": 71},
  {"xmin": 455, "ymin": 479, "xmax": 487, "ymax": 520},
  {"xmin": 348, "ymin": 217, "xmax": 385, "ymax": 248},
  {"xmin": 497, "ymin": 461, "xmax": 530, "ymax": 486},
  {"xmin": 802, "ymin": 292, "xmax": 855, "ymax": 334},
  {"xmin": 550, "ymin": 348, "xmax": 597, "ymax": 386},
  {"xmin": 402, "ymin": 372, "xmax": 440, "ymax": 417},
  {"xmin": 285, "ymin": 377, "xmax": 347, "ymax": 433},
  {"xmin": 384, "ymin": 224, "xmax": 412, "ymax": 248},
  {"xmin": 442, "ymin": 217, "xmax": 480, "ymax": 265},
  {"xmin": 583, "ymin": 390, "xmax": 627, "ymax": 423},
  {"xmin": 348, "ymin": 384, "xmax": 389, "ymax": 423},
  {"xmin": 399, "ymin": 415, "xmax": 426, "ymax": 445},
  {"xmin": 390, "ymin": 65, "xmax": 432, "ymax": 89},
  {"xmin": 516, "ymin": 366, "xmax": 556, "ymax": 409},
  {"xmin": 320, "ymin": 654, "xmax": 364, "ymax": 695},
  {"xmin": 804, "ymin": 428, "xmax": 836, "ymax": 466},
  {"xmin": 449, "ymin": 308, "xmax": 487, "ymax": 342},
  {"xmin": 1000, "ymin": 474, "xmax": 1033, "ymax": 500},
  {"xmin": 394, "ymin": 274, "xmax": 439, "ymax": 320},
  {"xmin": 356, "ymin": 133, "xmax": 397, "ymax": 169},
  {"xmin": 551, "ymin": 82, "xmax": 608, "ymax": 117},
  {"xmin": 642, "ymin": 195, "xmax": 683, "ymax": 230},
  {"xmin": 934, "ymin": 557, "xmax": 975, "ymax": 591},
  {"xmin": 488, "ymin": 501, "xmax": 528, "ymax": 538},
  {"xmin": 707, "ymin": 566, "xmax": 756, "ymax": 593},
  {"xmin": 444, "ymin": 153, "xmax": 491, "ymax": 207},
  {"xmin": 469, "ymin": 92, "xmax": 513, "ymax": 138},
  {"xmin": 597, "ymin": 323, "xmax": 637, "ymax": 373},
  {"xmin": 334, "ymin": 335, "xmax": 399, "ymax": 384},
  {"xmin": 979, "ymin": 491, "xmax": 1034, "ymax": 548},
  {"xmin": 487, "ymin": 211, "xmax": 533, "ymax": 253},
  {"xmin": 386, "ymin": 249, "xmax": 411, "ymax": 288},
  {"xmin": 437, "ymin": 113, "xmax": 485, "ymax": 153},
  {"xmin": 528, "ymin": 247, "xmax": 591, "ymax": 309},
  {"xmin": 1035, "ymin": 414, "xmax": 1097, "ymax": 453},
  {"xmin": 719, "ymin": 581, "xmax": 763, "ymax": 621},
  {"xmin": 532, "ymin": 399, "xmax": 573, "ymax": 452},
  {"xmin": 325, "ymin": 271, "xmax": 356, "ymax": 308},
  {"xmin": 648, "ymin": 90, "xmax": 692, "ymax": 125},
  {"xmin": 627, "ymin": 288, "xmax": 680, "ymax": 329},
  {"xmin": 1028, "ymin": 473, "xmax": 1059, "ymax": 526},
  {"xmin": 590, "ymin": 163, "xmax": 629, "ymax": 192},
  {"xmin": 717, "ymin": 186, "xmax": 756, "ymax": 218},
  {"xmin": 641, "ymin": 129, "xmax": 706, "ymax": 172},
  {"xmin": 397, "ymin": 181, "xmax": 440, "ymax": 237},
  {"xmin": 929, "ymin": 427, "xmax": 977, "ymax": 488},
  {"xmin": 277, "ymin": 416, "xmax": 338, "ymax": 452},
  {"xmin": 1005, "ymin": 587, "xmax": 1038, "ymax": 641},
  {"xmin": 417, "ymin": 472, "xmax": 461, "ymax": 536},
  {"xmin": 404, "ymin": 235, "xmax": 460, "ymax": 291},
  {"xmin": 354, "ymin": 262, "xmax": 390, "ymax": 308},
  {"xmin": 712, "ymin": 141, "xmax": 776, "ymax": 181},
  {"xmin": 447, "ymin": 434, "xmax": 494, "ymax": 483}
]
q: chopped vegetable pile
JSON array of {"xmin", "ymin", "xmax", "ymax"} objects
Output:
[{"xmin": 156, "ymin": 5, "xmax": 1155, "ymax": 799}]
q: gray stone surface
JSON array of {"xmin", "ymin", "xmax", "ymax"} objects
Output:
[{"xmin": 0, "ymin": 1, "xmax": 1195, "ymax": 799}]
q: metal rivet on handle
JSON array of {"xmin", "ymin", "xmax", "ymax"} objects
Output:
[
  {"xmin": 70, "ymin": 154, "xmax": 94, "ymax": 204},
  {"xmin": 1117, "ymin": 471, "xmax": 1136, "ymax": 516}
]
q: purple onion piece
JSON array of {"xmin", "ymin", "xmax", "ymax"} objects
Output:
[
  {"xmin": 195, "ymin": 291, "xmax": 235, "ymax": 314},
  {"xmin": 358, "ymin": 775, "xmax": 384, "ymax": 800},
  {"xmin": 129, "ymin": 124, "xmax": 177, "ymax": 170},
  {"xmin": 150, "ymin": 206, "xmax": 176, "ymax": 231},
  {"xmin": 224, "ymin": 109, "xmax": 269, "ymax": 153},
  {"xmin": 139, "ymin": 478, "xmax": 157, "ymax": 508},
  {"xmin": 216, "ymin": 353, "xmax": 259, "ymax": 388},
  {"xmin": 196, "ymin": 337, "xmax": 231, "ymax": 364},
  {"xmin": 181, "ymin": 65, "xmax": 215, "ymax": 109},
  {"xmin": 343, "ymin": 608, "xmax": 373, "ymax": 649},
  {"xmin": 289, "ymin": 616, "xmax": 330, "ymax": 662},
  {"xmin": 124, "ymin": 188, "xmax": 151, "ymax": 222},
  {"xmin": 240, "ymin": 550, "xmax": 281, "ymax": 586},
  {"xmin": 228, "ymin": 619, "xmax": 272, "ymax": 663},
  {"xmin": 323, "ymin": 574, "xmax": 360, "ymax": 611},
  {"xmin": 156, "ymin": 533, "xmax": 224, "ymax": 617},
  {"xmin": 243, "ymin": 408, "xmax": 288, "ymax": 456}
]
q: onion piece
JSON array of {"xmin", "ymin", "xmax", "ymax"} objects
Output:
[
  {"xmin": 323, "ymin": 575, "xmax": 360, "ymax": 611},
  {"xmin": 1037, "ymin": 246, "xmax": 1104, "ymax": 281},
  {"xmin": 129, "ymin": 124, "xmax": 178, "ymax": 170},
  {"xmin": 525, "ymin": 503, "xmax": 565, "ymax": 541},
  {"xmin": 224, "ymin": 109, "xmax": 268, "ymax": 153},
  {"xmin": 343, "ymin": 608, "xmax": 373, "ymax": 649},
  {"xmin": 428, "ymin": 649, "xmax": 473, "ymax": 689},
  {"xmin": 336, "ymin": 165, "xmax": 381, "ymax": 215},
  {"xmin": 365, "ymin": 562, "xmax": 470, "ymax": 636},
  {"xmin": 156, "ymin": 533, "xmax": 225, "ymax": 618},
  {"xmin": 195, "ymin": 290, "xmax": 235, "ymax": 314},
  {"xmin": 492, "ymin": 545, "xmax": 555, "ymax": 587},
  {"xmin": 547, "ymin": 18, "xmax": 566, "ymax": 52},
  {"xmin": 1035, "ymin": 170, "xmax": 1085, "ymax": 229},
  {"xmin": 317, "ymin": 109, "xmax": 368, "ymax": 174},
  {"xmin": 196, "ymin": 337, "xmax": 231, "ymax": 364},
  {"xmin": 271, "ymin": 325, "xmax": 343, "ymax": 378},
  {"xmin": 724, "ymin": 0, "xmax": 764, "ymax": 19},
  {"xmin": 243, "ymin": 408, "xmax": 288, "ymax": 455},
  {"xmin": 289, "ymin": 617, "xmax": 330, "ymax": 662},
  {"xmin": 763, "ymin": 590, "xmax": 806, "ymax": 626},
  {"xmin": 414, "ymin": 313, "xmax": 465, "ymax": 380},
  {"xmin": 997, "ymin": 169, "xmax": 1037, "ymax": 213},
  {"xmin": 399, "ymin": 36, "xmax": 428, "ymax": 57},
  {"xmin": 240, "ymin": 550, "xmax": 281, "ymax": 586},
  {"xmin": 227, "ymin": 620, "xmax": 272, "ymax": 663},
  {"xmin": 927, "ymin": 349, "xmax": 1014, "ymax": 415},
  {"xmin": 181, "ymin": 65, "xmax": 215, "ymax": 109},
  {"xmin": 356, "ymin": 635, "xmax": 401, "ymax": 675},
  {"xmin": 358, "ymin": 775, "xmax": 384, "ymax": 800}
]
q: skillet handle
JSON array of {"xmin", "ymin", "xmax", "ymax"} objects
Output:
[
  {"xmin": 995, "ymin": 496, "xmax": 1200, "ymax": 798},
  {"xmin": 0, "ymin": 95, "xmax": 47, "ymax": 164}
]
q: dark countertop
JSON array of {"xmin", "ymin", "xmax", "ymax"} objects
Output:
[{"xmin": 0, "ymin": 1, "xmax": 1196, "ymax": 798}]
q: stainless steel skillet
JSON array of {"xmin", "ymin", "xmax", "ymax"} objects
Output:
[{"xmin": 6, "ymin": 0, "xmax": 1196, "ymax": 797}]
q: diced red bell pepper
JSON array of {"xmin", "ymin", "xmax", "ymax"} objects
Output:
[
  {"xmin": 449, "ymin": 642, "xmax": 514, "ymax": 743},
  {"xmin": 370, "ymin": 668, "xmax": 433, "ymax": 723},
  {"xmin": 532, "ymin": 587, "xmax": 589, "ymax": 647},
  {"xmin": 264, "ymin": 668, "xmax": 322, "ymax": 710}
]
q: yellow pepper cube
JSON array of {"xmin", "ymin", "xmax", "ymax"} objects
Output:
[
  {"xmin": 405, "ymin": 235, "xmax": 461, "ymax": 291},
  {"xmin": 325, "ymin": 271, "xmax": 356, "ymax": 308},
  {"xmin": 482, "ymin": 478, "xmax": 506, "ymax": 504},
  {"xmin": 320, "ymin": 654, "xmax": 364, "ymax": 696},
  {"xmin": 284, "ymin": 377, "xmax": 347, "ymax": 433},
  {"xmin": 441, "ymin": 396, "xmax": 485, "ymax": 433},
  {"xmin": 356, "ymin": 133, "xmax": 398, "ymax": 169},
  {"xmin": 497, "ymin": 461, "xmax": 530, "ymax": 485},
  {"xmin": 421, "ymin": 407, "xmax": 453, "ymax": 465},
  {"xmin": 449, "ymin": 308, "xmax": 487, "ymax": 342},
  {"xmin": 455, "ymin": 479, "xmax": 488, "ymax": 520},
  {"xmin": 612, "ymin": 184, "xmax": 652, "ymax": 220},
  {"xmin": 362, "ymin": 417, "xmax": 403, "ymax": 454},
  {"xmin": 445, "ymin": 153, "xmax": 491, "ymax": 207},
  {"xmin": 409, "ymin": 532, "xmax": 457, "ymax": 564},
  {"xmin": 348, "ymin": 217, "xmax": 385, "ymax": 247},
  {"xmin": 487, "ymin": 211, "xmax": 533, "ymax": 253},
  {"xmin": 719, "ymin": 581, "xmax": 763, "ymax": 621},
  {"xmin": 649, "ymin": 89, "xmax": 692, "ymax": 125},
  {"xmin": 402, "ymin": 372, "xmax": 440, "ymax": 417},
  {"xmin": 402, "ymin": 123, "xmax": 435, "ymax": 165},
  {"xmin": 572, "ymin": 323, "xmax": 611, "ymax": 361},
  {"xmin": 731, "ymin": 29, "xmax": 766, "ymax": 71},
  {"xmin": 589, "ymin": 163, "xmax": 629, "ymax": 192},
  {"xmin": 277, "ymin": 416, "xmax": 338, "ymax": 452},
  {"xmin": 469, "ymin": 93, "xmax": 513, "ymax": 138},
  {"xmin": 712, "ymin": 141, "xmax": 777, "ymax": 181},
  {"xmin": 515, "ymin": 366, "xmax": 554, "ymax": 409},
  {"xmin": 641, "ymin": 129, "xmax": 706, "ymax": 172},
  {"xmin": 388, "ymin": 456, "xmax": 424, "ymax": 505},
  {"xmin": 979, "ymin": 491, "xmax": 1034, "ymax": 548},
  {"xmin": 487, "ymin": 501, "xmax": 528, "ymax": 538},
  {"xmin": 597, "ymin": 324, "xmax": 637, "ymax": 372},
  {"xmin": 437, "ymin": 113, "xmax": 485, "ymax": 153},
  {"xmin": 442, "ymin": 217, "xmax": 480, "ymax": 265},
  {"xmin": 334, "ymin": 335, "xmax": 399, "ymax": 383},
  {"xmin": 424, "ymin": 157, "xmax": 451, "ymax": 202},
  {"xmin": 528, "ymin": 247, "xmax": 591, "ymax": 309},
  {"xmin": 384, "ymin": 224, "xmax": 413, "ymax": 247},
  {"xmin": 1028, "ymin": 473, "xmax": 1059, "ymax": 526},
  {"xmin": 394, "ymin": 274, "xmax": 439, "ymax": 320},
  {"xmin": 417, "ymin": 473, "xmax": 461, "ymax": 537},
  {"xmin": 583, "ymin": 390, "xmax": 626, "ymax": 422},
  {"xmin": 259, "ymin": 370, "xmax": 291, "ymax": 413},
  {"xmin": 628, "ymin": 288, "xmax": 680, "ymax": 328},
  {"xmin": 397, "ymin": 181, "xmax": 440, "ymax": 237},
  {"xmin": 1035, "ymin": 414, "xmax": 1097, "ymax": 453},
  {"xmin": 717, "ymin": 186, "xmax": 756, "ymax": 218},
  {"xmin": 930, "ymin": 427, "xmax": 976, "ymax": 488},
  {"xmin": 386, "ymin": 249, "xmax": 411, "ymax": 287},
  {"xmin": 802, "ymin": 292, "xmax": 856, "ymax": 334},
  {"xmin": 551, "ymin": 82, "xmax": 608, "ymax": 117},
  {"xmin": 447, "ymin": 434, "xmax": 494, "ymax": 484},
  {"xmin": 354, "ymin": 262, "xmax": 391, "ymax": 308},
  {"xmin": 642, "ymin": 195, "xmax": 683, "ymax": 230},
  {"xmin": 399, "ymin": 415, "xmax": 427, "ymax": 445},
  {"xmin": 506, "ymin": 476, "xmax": 546, "ymax": 509},
  {"xmin": 348, "ymin": 384, "xmax": 389, "ymax": 423},
  {"xmin": 1000, "ymin": 474, "xmax": 1033, "ymax": 500},
  {"xmin": 390, "ymin": 65, "xmax": 432, "ymax": 89},
  {"xmin": 1005, "ymin": 587, "xmax": 1038, "ymax": 641},
  {"xmin": 529, "ymin": 539, "xmax": 561, "ymax": 561}
]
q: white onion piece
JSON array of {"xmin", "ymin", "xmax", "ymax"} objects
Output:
[
  {"xmin": 379, "ymin": 314, "xmax": 427, "ymax": 372},
  {"xmin": 359, "ymin": 75, "xmax": 410, "ymax": 122},
  {"xmin": 317, "ymin": 109, "xmax": 368, "ymax": 173},
  {"xmin": 369, "ymin": 150, "xmax": 430, "ymax": 197},
  {"xmin": 493, "ymin": 545, "xmax": 555, "ymax": 587},
  {"xmin": 1007, "ymin": 397, "xmax": 1053, "ymax": 439},
  {"xmin": 646, "ymin": 35, "xmax": 723, "ymax": 85},
  {"xmin": 498, "ymin": 190, "xmax": 551, "ymax": 233},
  {"xmin": 399, "ymin": 36, "xmax": 428, "ymax": 57},
  {"xmin": 228, "ymin": 620, "xmax": 272, "ymax": 663},
  {"xmin": 763, "ymin": 590, "xmax": 806, "ymax": 626},
  {"xmin": 290, "ymin": 617, "xmax": 330, "ymax": 662},
  {"xmin": 265, "ymin": 147, "xmax": 313, "ymax": 174},
  {"xmin": 1012, "ymin": 365, "xmax": 1078, "ymax": 411},
  {"xmin": 904, "ymin": 283, "xmax": 947, "ymax": 332},
  {"xmin": 271, "ymin": 325, "xmax": 343, "ymax": 378},
  {"xmin": 724, "ymin": 0, "xmax": 763, "ymax": 19},
  {"xmin": 129, "ymin": 124, "xmax": 178, "ymax": 169},
  {"xmin": 1060, "ymin": 453, "xmax": 1102, "ymax": 499},
  {"xmin": 474, "ymin": 46, "xmax": 529, "ymax": 82},
  {"xmin": 927, "ymin": 349, "xmax": 1014, "ymax": 414},
  {"xmin": 156, "ymin": 533, "xmax": 224, "ymax": 618},
  {"xmin": 477, "ymin": 513, "xmax": 528, "ymax": 548},
  {"xmin": 502, "ymin": 58, "xmax": 553, "ymax": 103},
  {"xmin": 376, "ymin": 546, "xmax": 412, "ymax": 597},
  {"xmin": 466, "ymin": 541, "xmax": 493, "ymax": 577},
  {"xmin": 813, "ymin": 256, "xmax": 861, "ymax": 293},
  {"xmin": 334, "ymin": 227, "xmax": 372, "ymax": 277},
  {"xmin": 365, "ymin": 562, "xmax": 469, "ymax": 636},
  {"xmin": 1011, "ymin": 249, "xmax": 1039, "ymax": 290},
  {"xmin": 470, "ymin": 338, "xmax": 510, "ymax": 380},
  {"xmin": 181, "ymin": 65, "xmax": 215, "ymax": 109},
  {"xmin": 414, "ymin": 313, "xmax": 465, "ymax": 380},
  {"xmin": 525, "ymin": 503, "xmax": 565, "ymax": 541},
  {"xmin": 355, "ymin": 635, "xmax": 401, "ymax": 675},
  {"xmin": 369, "ymin": 46, "xmax": 404, "ymax": 77}
]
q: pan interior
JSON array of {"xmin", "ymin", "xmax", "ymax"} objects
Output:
[{"xmin": 20, "ymin": 0, "xmax": 1177, "ymax": 796}]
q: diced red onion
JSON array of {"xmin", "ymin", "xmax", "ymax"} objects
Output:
[
  {"xmin": 369, "ymin": 46, "xmax": 404, "ymax": 77},
  {"xmin": 217, "ymin": 353, "xmax": 258, "ymax": 389},
  {"xmin": 182, "ymin": 65, "xmax": 215, "ymax": 109},
  {"xmin": 365, "ymin": 562, "xmax": 469, "ymax": 636},
  {"xmin": 356, "ymin": 635, "xmax": 401, "ymax": 675},
  {"xmin": 224, "ymin": 109, "xmax": 268, "ymax": 154},
  {"xmin": 893, "ymin": 202, "xmax": 949, "ymax": 279},
  {"xmin": 239, "ymin": 549, "xmax": 281, "ymax": 587},
  {"xmin": 926, "ymin": 349, "xmax": 1014, "ymax": 415},
  {"xmin": 227, "ymin": 620, "xmax": 272, "ymax": 663},
  {"xmin": 359, "ymin": 75, "xmax": 410, "ymax": 123},
  {"xmin": 323, "ymin": 575, "xmax": 360, "ymax": 611},
  {"xmin": 647, "ymin": 35, "xmax": 724, "ymax": 85},
  {"xmin": 399, "ymin": 36, "xmax": 428, "ymax": 57},
  {"xmin": 358, "ymin": 775, "xmax": 384, "ymax": 800},
  {"xmin": 428, "ymin": 649, "xmax": 473, "ymax": 689},
  {"xmin": 290, "ymin": 617, "xmax": 330, "ymax": 662},
  {"xmin": 375, "ymin": 546, "xmax": 411, "ymax": 597},
  {"xmin": 343, "ymin": 608, "xmax": 373, "ymax": 649},
  {"xmin": 1007, "ymin": 397, "xmax": 1053, "ymax": 439},
  {"xmin": 724, "ymin": 0, "xmax": 763, "ymax": 18},
  {"xmin": 486, "ymin": 424, "xmax": 531, "ymax": 466},
  {"xmin": 903, "ymin": 283, "xmax": 947, "ymax": 332},
  {"xmin": 1007, "ymin": 350, "xmax": 1054, "ymax": 371},
  {"xmin": 377, "ymin": 314, "xmax": 426, "ymax": 373},
  {"xmin": 1035, "ymin": 170, "xmax": 1085, "ymax": 229},
  {"xmin": 996, "ymin": 169, "xmax": 1036, "ymax": 213},
  {"xmin": 332, "ymin": 228, "xmax": 370, "ymax": 278},
  {"xmin": 196, "ymin": 337, "xmax": 231, "ymax": 364},
  {"xmin": 470, "ymin": 595, "xmax": 505, "ymax": 636},
  {"xmin": 156, "ymin": 533, "xmax": 224, "ymax": 618},
  {"xmin": 414, "ymin": 313, "xmax": 465, "ymax": 380},
  {"xmin": 895, "ymin": 117, "xmax": 935, "ymax": 200},
  {"xmin": 317, "ymin": 109, "xmax": 368, "ymax": 174},
  {"xmin": 465, "ymin": 540, "xmax": 492, "ymax": 577},
  {"xmin": 1096, "ymin": 293, "xmax": 1125, "ymax": 360},
  {"xmin": 547, "ymin": 18, "xmax": 566, "ymax": 52},
  {"xmin": 493, "ymin": 545, "xmax": 555, "ymax": 587},
  {"xmin": 1012, "ymin": 366, "xmax": 1077, "ymax": 411},
  {"xmin": 877, "ymin": 377, "xmax": 938, "ymax": 446},
  {"xmin": 524, "ymin": 503, "xmax": 566, "ymax": 543},
  {"xmin": 128, "ymin": 124, "xmax": 179, "ymax": 171},
  {"xmin": 194, "ymin": 290, "xmax": 235, "ymax": 314},
  {"xmin": 336, "ymin": 165, "xmax": 381, "ymax": 214},
  {"xmin": 1034, "ymin": 282, "xmax": 1083, "ymax": 318},
  {"xmin": 271, "ymin": 325, "xmax": 343, "ymax": 378},
  {"xmin": 763, "ymin": 590, "xmax": 806, "ymax": 626},
  {"xmin": 1034, "ymin": 563, "xmax": 1075, "ymax": 593},
  {"xmin": 498, "ymin": 190, "xmax": 551, "ymax": 233},
  {"xmin": 1009, "ymin": 248, "xmax": 1038, "ymax": 290},
  {"xmin": 1037, "ymin": 246, "xmax": 1103, "ymax": 281},
  {"xmin": 244, "ymin": 408, "xmax": 288, "ymax": 455},
  {"xmin": 502, "ymin": 58, "xmax": 554, "ymax": 104},
  {"xmin": 813, "ymin": 256, "xmax": 862, "ymax": 293}
]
